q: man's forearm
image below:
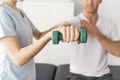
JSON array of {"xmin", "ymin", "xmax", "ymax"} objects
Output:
[{"xmin": 96, "ymin": 34, "xmax": 120, "ymax": 57}]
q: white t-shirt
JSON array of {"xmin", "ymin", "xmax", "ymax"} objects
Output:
[{"xmin": 67, "ymin": 13, "xmax": 119, "ymax": 77}]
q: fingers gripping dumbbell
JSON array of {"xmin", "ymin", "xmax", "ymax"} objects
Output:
[{"xmin": 52, "ymin": 28, "xmax": 87, "ymax": 44}]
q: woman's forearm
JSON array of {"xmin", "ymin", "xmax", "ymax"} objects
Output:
[{"xmin": 14, "ymin": 33, "xmax": 51, "ymax": 66}]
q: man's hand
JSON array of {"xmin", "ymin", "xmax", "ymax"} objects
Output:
[{"xmin": 80, "ymin": 20, "xmax": 102, "ymax": 39}]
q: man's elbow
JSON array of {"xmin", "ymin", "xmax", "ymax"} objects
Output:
[{"xmin": 115, "ymin": 54, "xmax": 120, "ymax": 57}]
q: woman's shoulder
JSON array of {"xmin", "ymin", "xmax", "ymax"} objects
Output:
[
  {"xmin": 0, "ymin": 3, "xmax": 10, "ymax": 16},
  {"xmin": 0, "ymin": 3, "xmax": 16, "ymax": 18},
  {"xmin": 0, "ymin": 7, "xmax": 8, "ymax": 19},
  {"xmin": 0, "ymin": 3, "xmax": 5, "ymax": 12}
]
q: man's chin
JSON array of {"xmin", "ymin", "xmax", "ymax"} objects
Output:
[
  {"xmin": 86, "ymin": 9, "xmax": 97, "ymax": 14},
  {"xmin": 86, "ymin": 11, "xmax": 94, "ymax": 13}
]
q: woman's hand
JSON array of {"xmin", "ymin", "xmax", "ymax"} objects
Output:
[{"xmin": 50, "ymin": 21, "xmax": 79, "ymax": 44}]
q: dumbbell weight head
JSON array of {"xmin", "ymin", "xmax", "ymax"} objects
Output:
[
  {"xmin": 52, "ymin": 31, "xmax": 63, "ymax": 44},
  {"xmin": 80, "ymin": 28, "xmax": 87, "ymax": 43}
]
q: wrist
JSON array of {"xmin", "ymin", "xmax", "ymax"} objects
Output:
[
  {"xmin": 95, "ymin": 32, "xmax": 103, "ymax": 40},
  {"xmin": 95, "ymin": 34, "xmax": 103, "ymax": 41},
  {"xmin": 96, "ymin": 33, "xmax": 111, "ymax": 44},
  {"xmin": 45, "ymin": 31, "xmax": 52, "ymax": 40}
]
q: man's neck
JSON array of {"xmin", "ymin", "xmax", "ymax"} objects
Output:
[{"xmin": 83, "ymin": 11, "xmax": 98, "ymax": 24}]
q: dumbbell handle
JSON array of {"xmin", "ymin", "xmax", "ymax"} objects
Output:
[{"xmin": 52, "ymin": 28, "xmax": 87, "ymax": 44}]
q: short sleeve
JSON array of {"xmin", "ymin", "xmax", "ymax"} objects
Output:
[
  {"xmin": 110, "ymin": 21, "xmax": 120, "ymax": 41},
  {"xmin": 0, "ymin": 10, "xmax": 16, "ymax": 39}
]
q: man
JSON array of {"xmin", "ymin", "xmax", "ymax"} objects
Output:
[{"xmin": 60, "ymin": 0, "xmax": 120, "ymax": 80}]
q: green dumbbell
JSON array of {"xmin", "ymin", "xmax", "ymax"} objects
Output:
[{"xmin": 52, "ymin": 28, "xmax": 87, "ymax": 44}]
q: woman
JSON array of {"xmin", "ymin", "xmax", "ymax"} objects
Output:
[{"xmin": 0, "ymin": 0, "xmax": 79, "ymax": 80}]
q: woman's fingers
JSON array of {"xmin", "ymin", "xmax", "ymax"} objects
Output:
[
  {"xmin": 66, "ymin": 26, "xmax": 79, "ymax": 43},
  {"xmin": 61, "ymin": 26, "xmax": 66, "ymax": 42},
  {"xmin": 70, "ymin": 26, "xmax": 75, "ymax": 42},
  {"xmin": 74, "ymin": 27, "xmax": 79, "ymax": 41},
  {"xmin": 66, "ymin": 26, "xmax": 70, "ymax": 42},
  {"xmin": 56, "ymin": 25, "xmax": 79, "ymax": 43},
  {"xmin": 74, "ymin": 40, "xmax": 80, "ymax": 44}
]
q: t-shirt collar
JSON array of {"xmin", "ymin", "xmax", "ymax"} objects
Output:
[{"xmin": 77, "ymin": 13, "xmax": 101, "ymax": 26}]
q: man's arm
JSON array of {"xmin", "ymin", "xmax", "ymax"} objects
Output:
[
  {"xmin": 81, "ymin": 20, "xmax": 120, "ymax": 57},
  {"xmin": 96, "ymin": 33, "xmax": 120, "ymax": 57}
]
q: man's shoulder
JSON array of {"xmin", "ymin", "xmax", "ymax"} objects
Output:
[
  {"xmin": 99, "ymin": 15, "xmax": 113, "ymax": 23},
  {"xmin": 99, "ymin": 15, "xmax": 117, "ymax": 31},
  {"xmin": 66, "ymin": 17, "xmax": 80, "ymax": 28},
  {"xmin": 65, "ymin": 13, "xmax": 83, "ymax": 27}
]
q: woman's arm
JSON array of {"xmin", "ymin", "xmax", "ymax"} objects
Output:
[
  {"xmin": 33, "ymin": 21, "xmax": 72, "ymax": 40},
  {"xmin": 0, "ymin": 22, "xmax": 79, "ymax": 67},
  {"xmin": 0, "ymin": 33, "xmax": 51, "ymax": 67}
]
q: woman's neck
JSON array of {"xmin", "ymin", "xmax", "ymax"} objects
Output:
[
  {"xmin": 2, "ymin": 0, "xmax": 23, "ymax": 17},
  {"xmin": 2, "ymin": 0, "xmax": 17, "ymax": 9}
]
